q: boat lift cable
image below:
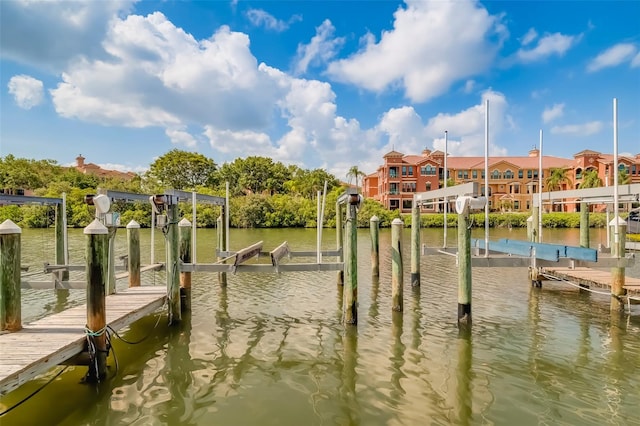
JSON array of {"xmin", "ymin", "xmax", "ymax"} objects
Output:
[
  {"xmin": 0, "ymin": 366, "xmax": 69, "ymax": 416},
  {"xmin": 107, "ymin": 301, "xmax": 166, "ymax": 346}
]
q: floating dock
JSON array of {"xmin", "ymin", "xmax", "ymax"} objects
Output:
[
  {"xmin": 541, "ymin": 266, "xmax": 640, "ymax": 296},
  {"xmin": 0, "ymin": 286, "xmax": 166, "ymax": 396}
]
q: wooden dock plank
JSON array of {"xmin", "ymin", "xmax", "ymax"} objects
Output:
[
  {"xmin": 542, "ymin": 266, "xmax": 640, "ymax": 295},
  {"xmin": 0, "ymin": 286, "xmax": 166, "ymax": 396}
]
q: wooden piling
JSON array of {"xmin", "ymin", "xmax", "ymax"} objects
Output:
[
  {"xmin": 166, "ymin": 203, "xmax": 181, "ymax": 324},
  {"xmin": 391, "ymin": 218, "xmax": 403, "ymax": 312},
  {"xmin": 580, "ymin": 202, "xmax": 589, "ymax": 248},
  {"xmin": 336, "ymin": 201, "xmax": 344, "ymax": 286},
  {"xmin": 457, "ymin": 209, "xmax": 472, "ymax": 326},
  {"xmin": 610, "ymin": 216, "xmax": 626, "ymax": 312},
  {"xmin": 370, "ymin": 215, "xmax": 379, "ymax": 277},
  {"xmin": 107, "ymin": 226, "xmax": 117, "ymax": 295},
  {"xmin": 343, "ymin": 196, "xmax": 358, "ymax": 325},
  {"xmin": 0, "ymin": 220, "xmax": 22, "ymax": 332},
  {"xmin": 410, "ymin": 203, "xmax": 420, "ymax": 287},
  {"xmin": 126, "ymin": 220, "xmax": 140, "ymax": 287},
  {"xmin": 179, "ymin": 218, "xmax": 192, "ymax": 312},
  {"xmin": 55, "ymin": 202, "xmax": 69, "ymax": 281},
  {"xmin": 526, "ymin": 215, "xmax": 533, "ymax": 241},
  {"xmin": 218, "ymin": 211, "xmax": 227, "ymax": 287},
  {"xmin": 84, "ymin": 219, "xmax": 109, "ymax": 382},
  {"xmin": 531, "ymin": 206, "xmax": 539, "ymax": 243}
]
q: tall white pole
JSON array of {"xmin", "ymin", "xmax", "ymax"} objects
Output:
[
  {"xmin": 606, "ymin": 175, "xmax": 610, "ymax": 248},
  {"xmin": 319, "ymin": 180, "xmax": 328, "ymax": 263},
  {"xmin": 192, "ymin": 191, "xmax": 197, "ymax": 264},
  {"xmin": 225, "ymin": 182, "xmax": 230, "ymax": 252},
  {"xmin": 151, "ymin": 210, "xmax": 155, "ymax": 264},
  {"xmin": 317, "ymin": 190, "xmax": 322, "ymax": 263},
  {"xmin": 484, "ymin": 99, "xmax": 489, "ymax": 257},
  {"xmin": 613, "ymin": 98, "xmax": 619, "ymax": 256},
  {"xmin": 443, "ymin": 130, "xmax": 448, "ymax": 248},
  {"xmin": 62, "ymin": 192, "xmax": 68, "ymax": 265},
  {"xmin": 538, "ymin": 129, "xmax": 543, "ymax": 242}
]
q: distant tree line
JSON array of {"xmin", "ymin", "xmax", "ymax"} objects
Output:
[{"xmin": 0, "ymin": 150, "xmax": 401, "ymax": 229}]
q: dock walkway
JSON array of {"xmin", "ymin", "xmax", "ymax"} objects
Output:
[
  {"xmin": 0, "ymin": 286, "xmax": 166, "ymax": 396},
  {"xmin": 542, "ymin": 266, "xmax": 640, "ymax": 296}
]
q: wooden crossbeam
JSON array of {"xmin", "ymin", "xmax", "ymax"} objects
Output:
[
  {"xmin": 232, "ymin": 241, "xmax": 263, "ymax": 273},
  {"xmin": 270, "ymin": 241, "xmax": 290, "ymax": 272}
]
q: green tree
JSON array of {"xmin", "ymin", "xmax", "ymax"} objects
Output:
[
  {"xmin": 0, "ymin": 154, "xmax": 59, "ymax": 191},
  {"xmin": 545, "ymin": 167, "xmax": 572, "ymax": 191},
  {"xmin": 286, "ymin": 167, "xmax": 339, "ymax": 199},
  {"xmin": 220, "ymin": 156, "xmax": 292, "ymax": 196},
  {"xmin": 146, "ymin": 149, "xmax": 217, "ymax": 190},
  {"xmin": 346, "ymin": 166, "xmax": 366, "ymax": 194},
  {"xmin": 618, "ymin": 167, "xmax": 631, "ymax": 185},
  {"xmin": 579, "ymin": 169, "xmax": 603, "ymax": 189}
]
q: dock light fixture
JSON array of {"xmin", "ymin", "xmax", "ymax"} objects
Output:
[{"xmin": 455, "ymin": 196, "xmax": 487, "ymax": 214}]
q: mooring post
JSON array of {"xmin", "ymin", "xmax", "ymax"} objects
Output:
[
  {"xmin": 166, "ymin": 201, "xmax": 181, "ymax": 324},
  {"xmin": 343, "ymin": 194, "xmax": 359, "ymax": 325},
  {"xmin": 370, "ymin": 215, "xmax": 379, "ymax": 277},
  {"xmin": 391, "ymin": 218, "xmax": 404, "ymax": 312},
  {"xmin": 410, "ymin": 203, "xmax": 420, "ymax": 287},
  {"xmin": 217, "ymin": 212, "xmax": 227, "ymax": 287},
  {"xmin": 179, "ymin": 218, "xmax": 192, "ymax": 312},
  {"xmin": 55, "ymin": 201, "xmax": 69, "ymax": 281},
  {"xmin": 580, "ymin": 202, "xmax": 589, "ymax": 248},
  {"xmin": 610, "ymin": 216, "xmax": 626, "ymax": 312},
  {"xmin": 126, "ymin": 220, "xmax": 141, "ymax": 287},
  {"xmin": 457, "ymin": 207, "xmax": 472, "ymax": 326},
  {"xmin": 531, "ymin": 206, "xmax": 539, "ymax": 243},
  {"xmin": 526, "ymin": 215, "xmax": 533, "ymax": 241},
  {"xmin": 84, "ymin": 219, "xmax": 109, "ymax": 382},
  {"xmin": 0, "ymin": 220, "xmax": 22, "ymax": 332},
  {"xmin": 106, "ymin": 226, "xmax": 117, "ymax": 295},
  {"xmin": 336, "ymin": 201, "xmax": 344, "ymax": 286}
]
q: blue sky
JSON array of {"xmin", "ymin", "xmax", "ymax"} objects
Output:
[{"xmin": 1, "ymin": 0, "xmax": 639, "ymax": 178}]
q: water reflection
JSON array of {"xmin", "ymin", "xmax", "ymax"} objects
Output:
[
  {"xmin": 340, "ymin": 327, "xmax": 359, "ymax": 425},
  {"xmin": 456, "ymin": 328, "xmax": 472, "ymax": 426},
  {"xmin": 368, "ymin": 275, "xmax": 380, "ymax": 323}
]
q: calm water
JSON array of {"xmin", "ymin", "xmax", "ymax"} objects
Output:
[{"xmin": 1, "ymin": 226, "xmax": 639, "ymax": 425}]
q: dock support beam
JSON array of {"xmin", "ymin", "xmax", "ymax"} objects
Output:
[
  {"xmin": 343, "ymin": 195, "xmax": 358, "ymax": 325},
  {"xmin": 0, "ymin": 220, "xmax": 22, "ymax": 332},
  {"xmin": 610, "ymin": 217, "xmax": 626, "ymax": 312},
  {"xmin": 217, "ymin": 212, "xmax": 227, "ymax": 287},
  {"xmin": 370, "ymin": 215, "xmax": 379, "ymax": 278},
  {"xmin": 84, "ymin": 219, "xmax": 109, "ymax": 382},
  {"xmin": 127, "ymin": 220, "xmax": 141, "ymax": 287},
  {"xmin": 391, "ymin": 218, "xmax": 404, "ymax": 312},
  {"xmin": 580, "ymin": 202, "xmax": 589, "ymax": 248},
  {"xmin": 336, "ymin": 201, "xmax": 344, "ymax": 286},
  {"xmin": 167, "ymin": 202, "xmax": 181, "ymax": 324},
  {"xmin": 55, "ymin": 201, "xmax": 69, "ymax": 281},
  {"xmin": 457, "ymin": 209, "xmax": 472, "ymax": 326},
  {"xmin": 179, "ymin": 218, "xmax": 192, "ymax": 312},
  {"xmin": 410, "ymin": 203, "xmax": 420, "ymax": 287}
]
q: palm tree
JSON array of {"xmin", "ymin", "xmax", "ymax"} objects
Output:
[
  {"xmin": 545, "ymin": 167, "xmax": 572, "ymax": 191},
  {"xmin": 346, "ymin": 166, "xmax": 366, "ymax": 194},
  {"xmin": 618, "ymin": 168, "xmax": 631, "ymax": 185},
  {"xmin": 579, "ymin": 169, "xmax": 602, "ymax": 189}
]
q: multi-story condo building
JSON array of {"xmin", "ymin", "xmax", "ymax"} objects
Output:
[{"xmin": 363, "ymin": 148, "xmax": 640, "ymax": 214}]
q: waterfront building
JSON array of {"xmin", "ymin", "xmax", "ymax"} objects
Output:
[{"xmin": 363, "ymin": 148, "xmax": 640, "ymax": 214}]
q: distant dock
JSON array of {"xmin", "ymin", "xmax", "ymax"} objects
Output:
[{"xmin": 541, "ymin": 266, "xmax": 640, "ymax": 296}]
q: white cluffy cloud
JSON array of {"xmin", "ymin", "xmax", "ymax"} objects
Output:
[
  {"xmin": 7, "ymin": 75, "xmax": 44, "ymax": 109},
  {"xmin": 587, "ymin": 43, "xmax": 638, "ymax": 72},
  {"xmin": 327, "ymin": 0, "xmax": 507, "ymax": 102},
  {"xmin": 246, "ymin": 9, "xmax": 301, "ymax": 32},
  {"xmin": 542, "ymin": 103, "xmax": 565, "ymax": 123},
  {"xmin": 516, "ymin": 32, "xmax": 579, "ymax": 62},
  {"xmin": 294, "ymin": 20, "xmax": 344, "ymax": 75},
  {"xmin": 521, "ymin": 28, "xmax": 538, "ymax": 46},
  {"xmin": 551, "ymin": 121, "xmax": 603, "ymax": 136}
]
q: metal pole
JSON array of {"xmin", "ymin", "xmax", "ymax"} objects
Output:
[
  {"xmin": 225, "ymin": 182, "xmax": 230, "ymax": 253},
  {"xmin": 179, "ymin": 218, "xmax": 192, "ymax": 312},
  {"xmin": 336, "ymin": 201, "xmax": 344, "ymax": 285},
  {"xmin": 411, "ymin": 201, "xmax": 420, "ymax": 287},
  {"xmin": 458, "ymin": 206, "xmax": 472, "ymax": 326},
  {"xmin": 606, "ymin": 175, "xmax": 610, "ymax": 248},
  {"xmin": 613, "ymin": 98, "xmax": 619, "ymax": 253},
  {"xmin": 370, "ymin": 215, "xmax": 379, "ymax": 277},
  {"xmin": 151, "ymin": 210, "xmax": 156, "ymax": 264},
  {"xmin": 192, "ymin": 191, "xmax": 197, "ymax": 265},
  {"xmin": 538, "ymin": 129, "xmax": 543, "ymax": 242},
  {"xmin": 62, "ymin": 192, "xmax": 68, "ymax": 267},
  {"xmin": 317, "ymin": 190, "xmax": 321, "ymax": 263},
  {"xmin": 484, "ymin": 100, "xmax": 489, "ymax": 257},
  {"xmin": 444, "ymin": 130, "xmax": 448, "ymax": 248}
]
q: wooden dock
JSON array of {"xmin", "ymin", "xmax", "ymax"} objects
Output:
[
  {"xmin": 541, "ymin": 266, "xmax": 640, "ymax": 295},
  {"xmin": 0, "ymin": 286, "xmax": 166, "ymax": 396}
]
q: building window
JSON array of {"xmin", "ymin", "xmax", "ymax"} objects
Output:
[
  {"xmin": 533, "ymin": 170, "xmax": 538, "ymax": 179},
  {"xmin": 518, "ymin": 169, "xmax": 523, "ymax": 179},
  {"xmin": 472, "ymin": 170, "xmax": 478, "ymax": 179},
  {"xmin": 491, "ymin": 170, "xmax": 501, "ymax": 179},
  {"xmin": 421, "ymin": 165, "xmax": 436, "ymax": 175},
  {"xmin": 462, "ymin": 171, "xmax": 469, "ymax": 179},
  {"xmin": 632, "ymin": 164, "xmax": 637, "ymax": 175},
  {"xmin": 527, "ymin": 170, "xmax": 532, "ymax": 179},
  {"xmin": 512, "ymin": 183, "xmax": 520, "ymax": 194},
  {"xmin": 402, "ymin": 182, "xmax": 416, "ymax": 193},
  {"xmin": 402, "ymin": 200, "xmax": 413, "ymax": 210},
  {"xmin": 526, "ymin": 201, "xmax": 530, "ymax": 210},
  {"xmin": 481, "ymin": 170, "xmax": 485, "ymax": 179},
  {"xmin": 514, "ymin": 201, "xmax": 520, "ymax": 210},
  {"xmin": 426, "ymin": 182, "xmax": 432, "ymax": 191},
  {"xmin": 389, "ymin": 167, "xmax": 398, "ymax": 178},
  {"xmin": 402, "ymin": 166, "xmax": 407, "ymax": 176},
  {"xmin": 458, "ymin": 170, "xmax": 463, "ymax": 179},
  {"xmin": 575, "ymin": 168, "xmax": 583, "ymax": 179},
  {"xmin": 390, "ymin": 183, "xmax": 399, "ymax": 194},
  {"xmin": 408, "ymin": 166, "xmax": 413, "ymax": 176},
  {"xmin": 504, "ymin": 170, "xmax": 514, "ymax": 179},
  {"xmin": 390, "ymin": 199, "xmax": 400, "ymax": 210}
]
